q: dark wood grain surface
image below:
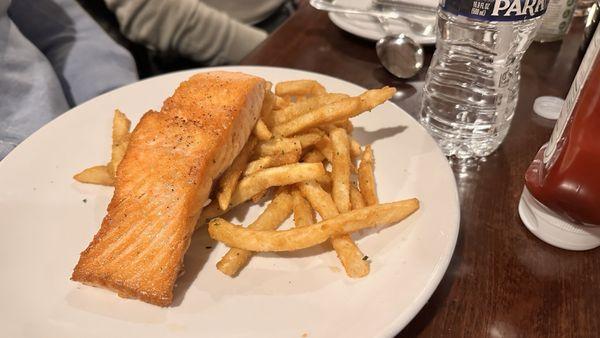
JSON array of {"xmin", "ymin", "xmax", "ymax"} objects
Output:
[{"xmin": 242, "ymin": 2, "xmax": 600, "ymax": 337}]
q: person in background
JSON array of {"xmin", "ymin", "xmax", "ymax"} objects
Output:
[
  {"xmin": 104, "ymin": 0, "xmax": 287, "ymax": 66},
  {"xmin": 0, "ymin": 0, "xmax": 138, "ymax": 159}
]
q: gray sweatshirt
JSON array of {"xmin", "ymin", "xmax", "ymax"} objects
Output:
[{"xmin": 104, "ymin": 0, "xmax": 283, "ymax": 65}]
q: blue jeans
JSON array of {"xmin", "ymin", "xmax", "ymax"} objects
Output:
[{"xmin": 0, "ymin": 0, "xmax": 138, "ymax": 159}]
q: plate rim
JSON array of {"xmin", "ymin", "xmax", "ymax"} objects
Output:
[
  {"xmin": 327, "ymin": 11, "xmax": 437, "ymax": 45},
  {"xmin": 0, "ymin": 65, "xmax": 460, "ymax": 337}
]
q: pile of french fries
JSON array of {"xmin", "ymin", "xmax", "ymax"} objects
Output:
[{"xmin": 74, "ymin": 79, "xmax": 420, "ymax": 279}]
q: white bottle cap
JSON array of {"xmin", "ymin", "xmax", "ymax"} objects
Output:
[
  {"xmin": 533, "ymin": 96, "xmax": 564, "ymax": 120},
  {"xmin": 519, "ymin": 188, "xmax": 600, "ymax": 251}
]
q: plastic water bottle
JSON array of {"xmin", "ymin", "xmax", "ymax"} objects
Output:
[
  {"xmin": 420, "ymin": 0, "xmax": 549, "ymax": 159},
  {"xmin": 536, "ymin": 0, "xmax": 576, "ymax": 42}
]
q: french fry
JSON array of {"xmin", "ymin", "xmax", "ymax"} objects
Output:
[
  {"xmin": 259, "ymin": 90, "xmax": 275, "ymax": 124},
  {"xmin": 255, "ymin": 138, "xmax": 302, "ymax": 157},
  {"xmin": 208, "ymin": 199, "xmax": 420, "ymax": 252},
  {"xmin": 269, "ymin": 93, "xmax": 349, "ymax": 125},
  {"xmin": 261, "ymin": 90, "xmax": 275, "ymax": 116},
  {"xmin": 293, "ymin": 132, "xmax": 323, "ymax": 149},
  {"xmin": 302, "ymin": 149, "xmax": 326, "ymax": 163},
  {"xmin": 349, "ymin": 137, "xmax": 362, "ymax": 158},
  {"xmin": 272, "ymin": 98, "xmax": 361, "ymax": 137},
  {"xmin": 197, "ymin": 199, "xmax": 227, "ymax": 229},
  {"xmin": 243, "ymin": 157, "xmax": 274, "ymax": 177},
  {"xmin": 272, "ymin": 87, "xmax": 395, "ymax": 137},
  {"xmin": 315, "ymin": 136, "xmax": 357, "ymax": 172},
  {"xmin": 107, "ymin": 109, "xmax": 131, "ymax": 178},
  {"xmin": 217, "ymin": 137, "xmax": 258, "ymax": 210},
  {"xmin": 335, "ymin": 120, "xmax": 353, "ymax": 133},
  {"xmin": 229, "ymin": 163, "xmax": 328, "ymax": 207},
  {"xmin": 244, "ymin": 150, "xmax": 301, "ymax": 176},
  {"xmin": 358, "ymin": 145, "xmax": 378, "ymax": 206},
  {"xmin": 330, "ymin": 128, "xmax": 351, "ymax": 213},
  {"xmin": 294, "ymin": 96, "xmax": 308, "ymax": 103},
  {"xmin": 73, "ymin": 165, "xmax": 114, "ymax": 186},
  {"xmin": 275, "ymin": 80, "xmax": 327, "ymax": 97},
  {"xmin": 306, "ymin": 127, "xmax": 327, "ymax": 136},
  {"xmin": 320, "ymin": 171, "xmax": 333, "ymax": 193},
  {"xmin": 314, "ymin": 136, "xmax": 334, "ymax": 163},
  {"xmin": 319, "ymin": 120, "xmax": 352, "ymax": 133},
  {"xmin": 318, "ymin": 124, "xmax": 337, "ymax": 133},
  {"xmin": 350, "ymin": 184, "xmax": 366, "ymax": 210},
  {"xmin": 251, "ymin": 189, "xmax": 269, "ymax": 203},
  {"xmin": 292, "ymin": 189, "xmax": 315, "ymax": 227},
  {"xmin": 358, "ymin": 86, "xmax": 396, "ymax": 111},
  {"xmin": 274, "ymin": 96, "xmax": 289, "ymax": 109},
  {"xmin": 74, "ymin": 110, "xmax": 130, "ymax": 186},
  {"xmin": 331, "ymin": 238, "xmax": 369, "ymax": 277},
  {"xmin": 298, "ymin": 180, "xmax": 369, "ymax": 277},
  {"xmin": 253, "ymin": 119, "xmax": 273, "ymax": 141},
  {"xmin": 217, "ymin": 189, "xmax": 294, "ymax": 277},
  {"xmin": 297, "ymin": 180, "xmax": 338, "ymax": 219}
]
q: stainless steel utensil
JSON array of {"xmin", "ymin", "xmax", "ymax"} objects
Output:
[{"xmin": 376, "ymin": 34, "xmax": 424, "ymax": 78}]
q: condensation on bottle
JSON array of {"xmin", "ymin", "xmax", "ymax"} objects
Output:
[{"xmin": 420, "ymin": 0, "xmax": 549, "ymax": 159}]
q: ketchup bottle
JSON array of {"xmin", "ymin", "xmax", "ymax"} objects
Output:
[{"xmin": 519, "ymin": 25, "xmax": 600, "ymax": 250}]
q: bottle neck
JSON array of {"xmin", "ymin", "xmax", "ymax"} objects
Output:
[{"xmin": 441, "ymin": 0, "xmax": 549, "ymax": 22}]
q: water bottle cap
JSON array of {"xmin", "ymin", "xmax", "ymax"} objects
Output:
[
  {"xmin": 519, "ymin": 188, "xmax": 600, "ymax": 251},
  {"xmin": 533, "ymin": 96, "xmax": 564, "ymax": 120}
]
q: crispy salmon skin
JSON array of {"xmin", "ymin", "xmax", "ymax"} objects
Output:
[{"xmin": 72, "ymin": 72, "xmax": 265, "ymax": 306}]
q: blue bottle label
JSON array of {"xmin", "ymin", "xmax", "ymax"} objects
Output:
[{"xmin": 441, "ymin": 0, "xmax": 549, "ymax": 21}]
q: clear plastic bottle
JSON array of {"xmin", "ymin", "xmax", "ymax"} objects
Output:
[
  {"xmin": 536, "ymin": 0, "xmax": 576, "ymax": 42},
  {"xmin": 420, "ymin": 0, "xmax": 549, "ymax": 159},
  {"xmin": 574, "ymin": 0, "xmax": 595, "ymax": 17}
]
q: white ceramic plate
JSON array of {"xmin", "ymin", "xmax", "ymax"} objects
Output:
[
  {"xmin": 328, "ymin": 0, "xmax": 438, "ymax": 44},
  {"xmin": 0, "ymin": 66, "xmax": 458, "ymax": 338}
]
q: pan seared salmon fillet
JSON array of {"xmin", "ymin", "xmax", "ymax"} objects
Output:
[{"xmin": 72, "ymin": 72, "xmax": 265, "ymax": 306}]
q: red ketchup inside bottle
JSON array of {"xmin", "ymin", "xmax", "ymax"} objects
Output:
[
  {"xmin": 524, "ymin": 53, "xmax": 600, "ymax": 226},
  {"xmin": 520, "ymin": 26, "xmax": 600, "ymax": 250}
]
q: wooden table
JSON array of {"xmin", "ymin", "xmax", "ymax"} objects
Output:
[{"xmin": 242, "ymin": 2, "xmax": 600, "ymax": 337}]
